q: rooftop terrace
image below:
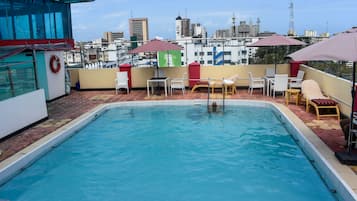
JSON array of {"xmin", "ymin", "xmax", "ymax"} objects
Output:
[{"xmin": 1, "ymin": 64, "xmax": 357, "ymax": 198}]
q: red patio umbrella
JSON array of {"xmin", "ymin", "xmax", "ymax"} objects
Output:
[
  {"xmin": 248, "ymin": 34, "xmax": 306, "ymax": 73},
  {"xmin": 129, "ymin": 39, "xmax": 183, "ymax": 75},
  {"xmin": 288, "ymin": 27, "xmax": 357, "ymax": 164},
  {"xmin": 129, "ymin": 39, "xmax": 182, "ymax": 54}
]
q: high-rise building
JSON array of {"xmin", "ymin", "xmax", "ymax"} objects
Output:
[
  {"xmin": 175, "ymin": 16, "xmax": 191, "ymax": 40},
  {"xmin": 175, "ymin": 16, "xmax": 183, "ymax": 39},
  {"xmin": 181, "ymin": 18, "xmax": 191, "ymax": 37},
  {"xmin": 230, "ymin": 18, "xmax": 260, "ymax": 38},
  {"xmin": 237, "ymin": 21, "xmax": 250, "ymax": 37},
  {"xmin": 129, "ymin": 18, "xmax": 149, "ymax": 42},
  {"xmin": 103, "ymin": 32, "xmax": 124, "ymax": 43}
]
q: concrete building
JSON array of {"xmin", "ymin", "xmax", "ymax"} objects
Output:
[
  {"xmin": 191, "ymin": 23, "xmax": 206, "ymax": 38},
  {"xmin": 304, "ymin": 30, "xmax": 318, "ymax": 37},
  {"xmin": 182, "ymin": 18, "xmax": 191, "ymax": 37},
  {"xmin": 175, "ymin": 16, "xmax": 183, "ymax": 39},
  {"xmin": 175, "ymin": 16, "xmax": 191, "ymax": 40},
  {"xmin": 230, "ymin": 18, "xmax": 260, "ymax": 38},
  {"xmin": 214, "ymin": 29, "xmax": 231, "ymax": 38},
  {"xmin": 103, "ymin": 31, "xmax": 124, "ymax": 43},
  {"xmin": 177, "ymin": 37, "xmax": 258, "ymax": 66},
  {"xmin": 129, "ymin": 18, "xmax": 149, "ymax": 42}
]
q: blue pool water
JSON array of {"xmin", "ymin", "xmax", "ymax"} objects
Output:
[{"xmin": 0, "ymin": 105, "xmax": 336, "ymax": 201}]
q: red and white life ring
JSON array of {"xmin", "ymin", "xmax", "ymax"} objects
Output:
[{"xmin": 49, "ymin": 55, "xmax": 61, "ymax": 73}]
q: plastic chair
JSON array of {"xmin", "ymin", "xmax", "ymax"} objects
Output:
[
  {"xmin": 170, "ymin": 73, "xmax": 186, "ymax": 95},
  {"xmin": 289, "ymin": 70, "xmax": 305, "ymax": 89},
  {"xmin": 115, "ymin": 71, "xmax": 129, "ymax": 94},
  {"xmin": 248, "ymin": 72, "xmax": 265, "ymax": 95},
  {"xmin": 270, "ymin": 74, "xmax": 288, "ymax": 98}
]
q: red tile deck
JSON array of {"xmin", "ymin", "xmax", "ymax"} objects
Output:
[{"xmin": 0, "ymin": 88, "xmax": 356, "ymax": 172}]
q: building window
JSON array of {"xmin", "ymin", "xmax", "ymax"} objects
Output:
[
  {"xmin": 0, "ymin": 16, "xmax": 13, "ymax": 39},
  {"xmin": 199, "ymin": 52, "xmax": 204, "ymax": 56},
  {"xmin": 55, "ymin": 12, "xmax": 64, "ymax": 38},
  {"xmin": 14, "ymin": 15, "xmax": 30, "ymax": 39},
  {"xmin": 194, "ymin": 52, "xmax": 198, "ymax": 56},
  {"xmin": 0, "ymin": 1, "xmax": 71, "ymax": 40},
  {"xmin": 208, "ymin": 60, "xmax": 212, "ymax": 64},
  {"xmin": 200, "ymin": 60, "xmax": 204, "ymax": 64},
  {"xmin": 45, "ymin": 13, "xmax": 56, "ymax": 39},
  {"xmin": 224, "ymin": 60, "xmax": 231, "ymax": 64},
  {"xmin": 207, "ymin": 52, "xmax": 212, "ymax": 56},
  {"xmin": 224, "ymin": 51, "xmax": 231, "ymax": 55},
  {"xmin": 32, "ymin": 14, "xmax": 45, "ymax": 39}
]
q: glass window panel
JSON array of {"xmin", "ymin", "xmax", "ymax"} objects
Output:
[
  {"xmin": 0, "ymin": 68, "xmax": 12, "ymax": 101},
  {"xmin": 0, "ymin": 16, "xmax": 13, "ymax": 40},
  {"xmin": 0, "ymin": 61, "xmax": 36, "ymax": 101},
  {"xmin": 14, "ymin": 15, "xmax": 30, "ymax": 39},
  {"xmin": 45, "ymin": 13, "xmax": 55, "ymax": 39},
  {"xmin": 32, "ymin": 14, "xmax": 45, "ymax": 39},
  {"xmin": 11, "ymin": 64, "xmax": 36, "ymax": 97},
  {"xmin": 55, "ymin": 12, "xmax": 64, "ymax": 38}
]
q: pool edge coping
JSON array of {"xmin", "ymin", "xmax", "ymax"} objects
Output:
[{"xmin": 0, "ymin": 99, "xmax": 356, "ymax": 200}]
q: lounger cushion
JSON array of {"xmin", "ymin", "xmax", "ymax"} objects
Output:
[{"xmin": 311, "ymin": 99, "xmax": 337, "ymax": 106}]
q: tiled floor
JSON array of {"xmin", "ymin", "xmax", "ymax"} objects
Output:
[{"xmin": 0, "ymin": 88, "xmax": 355, "ymax": 171}]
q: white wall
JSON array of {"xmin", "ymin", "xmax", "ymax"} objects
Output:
[
  {"xmin": 44, "ymin": 51, "xmax": 65, "ymax": 100},
  {"xmin": 0, "ymin": 89, "xmax": 48, "ymax": 139}
]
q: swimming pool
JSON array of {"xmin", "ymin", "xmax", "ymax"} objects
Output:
[{"xmin": 0, "ymin": 100, "xmax": 354, "ymax": 200}]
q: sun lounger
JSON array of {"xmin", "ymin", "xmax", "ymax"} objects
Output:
[{"xmin": 301, "ymin": 80, "xmax": 340, "ymax": 120}]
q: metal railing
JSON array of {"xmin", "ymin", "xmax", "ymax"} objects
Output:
[{"xmin": 0, "ymin": 61, "xmax": 37, "ymax": 101}]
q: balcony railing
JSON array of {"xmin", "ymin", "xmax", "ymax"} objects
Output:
[{"xmin": 0, "ymin": 61, "xmax": 37, "ymax": 101}]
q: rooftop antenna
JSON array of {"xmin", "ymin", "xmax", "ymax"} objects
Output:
[
  {"xmin": 130, "ymin": 10, "xmax": 133, "ymax": 18},
  {"xmin": 185, "ymin": 8, "xmax": 187, "ymax": 18},
  {"xmin": 288, "ymin": 0, "xmax": 295, "ymax": 36}
]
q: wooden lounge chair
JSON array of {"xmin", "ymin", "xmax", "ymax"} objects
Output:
[
  {"xmin": 301, "ymin": 80, "xmax": 340, "ymax": 120},
  {"xmin": 191, "ymin": 75, "xmax": 239, "ymax": 94},
  {"xmin": 191, "ymin": 80, "xmax": 221, "ymax": 93}
]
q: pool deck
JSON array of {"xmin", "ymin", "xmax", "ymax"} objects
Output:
[{"xmin": 0, "ymin": 88, "xmax": 356, "ymax": 172}]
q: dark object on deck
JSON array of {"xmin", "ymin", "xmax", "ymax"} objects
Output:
[{"xmin": 335, "ymin": 118, "xmax": 357, "ymax": 165}]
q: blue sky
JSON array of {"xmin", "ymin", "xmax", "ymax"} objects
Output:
[{"xmin": 71, "ymin": 0, "xmax": 357, "ymax": 41}]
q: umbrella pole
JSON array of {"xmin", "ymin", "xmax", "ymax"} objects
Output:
[
  {"xmin": 348, "ymin": 62, "xmax": 356, "ymax": 153},
  {"xmin": 335, "ymin": 62, "xmax": 357, "ymax": 165},
  {"xmin": 274, "ymin": 46, "xmax": 277, "ymax": 74}
]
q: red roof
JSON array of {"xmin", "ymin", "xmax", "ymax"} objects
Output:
[{"xmin": 129, "ymin": 39, "xmax": 182, "ymax": 54}]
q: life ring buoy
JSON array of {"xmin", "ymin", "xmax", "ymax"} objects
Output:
[{"xmin": 49, "ymin": 55, "xmax": 61, "ymax": 73}]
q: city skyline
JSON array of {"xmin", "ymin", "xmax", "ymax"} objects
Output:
[{"xmin": 71, "ymin": 0, "xmax": 357, "ymax": 41}]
